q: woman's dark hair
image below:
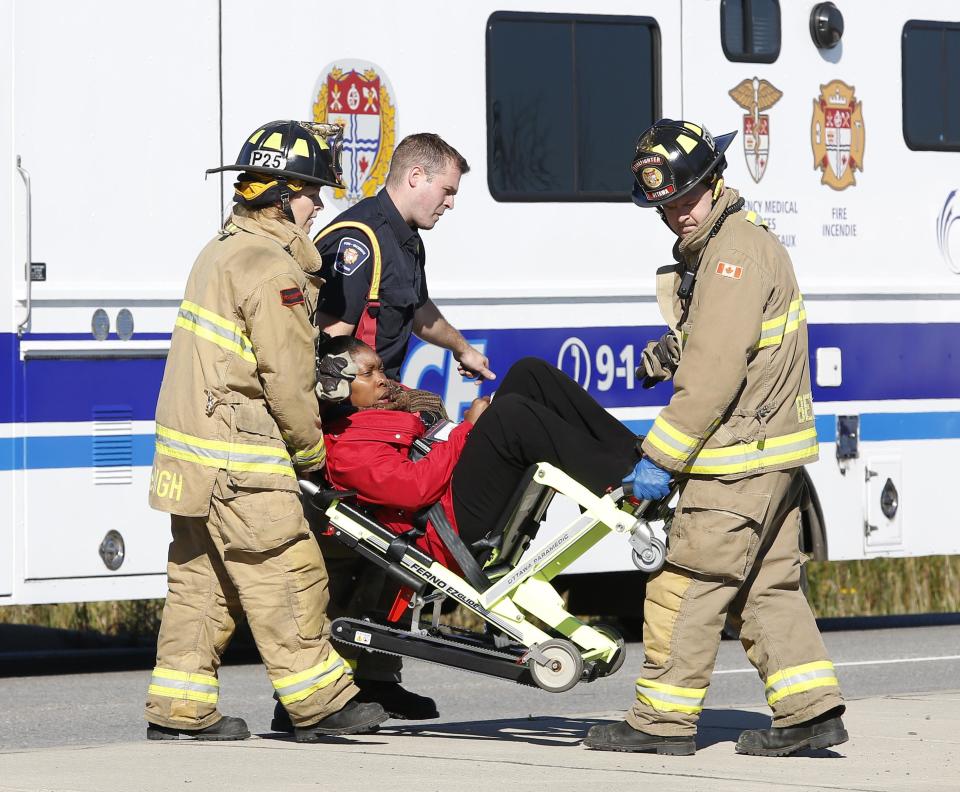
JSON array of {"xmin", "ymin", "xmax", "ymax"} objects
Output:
[{"xmin": 315, "ymin": 332, "xmax": 372, "ymax": 359}]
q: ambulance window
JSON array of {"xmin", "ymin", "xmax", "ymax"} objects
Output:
[
  {"xmin": 720, "ymin": 0, "xmax": 781, "ymax": 63},
  {"xmin": 487, "ymin": 12, "xmax": 660, "ymax": 202},
  {"xmin": 902, "ymin": 21, "xmax": 960, "ymax": 150}
]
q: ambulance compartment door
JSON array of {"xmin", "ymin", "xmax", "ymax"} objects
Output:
[
  {"xmin": 1, "ymin": 2, "xmax": 14, "ymax": 596},
  {"xmin": 863, "ymin": 456, "xmax": 903, "ymax": 551},
  {"xmin": 11, "ymin": 0, "xmax": 219, "ymax": 584}
]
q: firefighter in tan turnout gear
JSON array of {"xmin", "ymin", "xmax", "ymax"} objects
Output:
[
  {"xmin": 144, "ymin": 120, "xmax": 387, "ymax": 741},
  {"xmin": 585, "ymin": 119, "xmax": 847, "ymax": 757}
]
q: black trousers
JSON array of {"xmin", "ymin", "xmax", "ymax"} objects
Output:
[{"xmin": 452, "ymin": 357, "xmax": 638, "ymax": 545}]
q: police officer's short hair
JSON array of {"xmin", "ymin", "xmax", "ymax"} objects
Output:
[{"xmin": 387, "ymin": 133, "xmax": 470, "ymax": 186}]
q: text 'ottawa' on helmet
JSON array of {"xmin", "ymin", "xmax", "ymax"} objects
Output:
[
  {"xmin": 207, "ymin": 120, "xmax": 346, "ymax": 189},
  {"xmin": 630, "ymin": 119, "xmax": 737, "ymax": 208}
]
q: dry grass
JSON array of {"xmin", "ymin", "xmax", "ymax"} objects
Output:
[
  {"xmin": 0, "ymin": 599, "xmax": 164, "ymax": 640},
  {"xmin": 1, "ymin": 556, "xmax": 957, "ymax": 640},
  {"xmin": 805, "ymin": 555, "xmax": 960, "ymax": 619}
]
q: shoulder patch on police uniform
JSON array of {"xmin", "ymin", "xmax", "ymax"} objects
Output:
[
  {"xmin": 280, "ymin": 287, "xmax": 305, "ymax": 307},
  {"xmin": 333, "ymin": 237, "xmax": 371, "ymax": 276},
  {"xmin": 715, "ymin": 261, "xmax": 743, "ymax": 280}
]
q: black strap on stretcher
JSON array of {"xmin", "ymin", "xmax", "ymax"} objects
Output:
[
  {"xmin": 408, "ymin": 424, "xmax": 491, "ymax": 593},
  {"xmin": 421, "ymin": 502, "xmax": 490, "ymax": 594}
]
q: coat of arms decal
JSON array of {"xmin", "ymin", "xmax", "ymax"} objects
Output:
[
  {"xmin": 312, "ymin": 60, "xmax": 397, "ymax": 205},
  {"xmin": 811, "ymin": 80, "xmax": 865, "ymax": 191},
  {"xmin": 728, "ymin": 77, "xmax": 782, "ymax": 183}
]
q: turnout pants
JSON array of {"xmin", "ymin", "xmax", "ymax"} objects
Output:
[
  {"xmin": 628, "ymin": 469, "xmax": 844, "ymax": 736},
  {"xmin": 145, "ymin": 476, "xmax": 356, "ymax": 729}
]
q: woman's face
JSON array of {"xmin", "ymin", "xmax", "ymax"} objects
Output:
[
  {"xmin": 289, "ymin": 185, "xmax": 324, "ymax": 232},
  {"xmin": 349, "ymin": 347, "xmax": 391, "ymax": 408}
]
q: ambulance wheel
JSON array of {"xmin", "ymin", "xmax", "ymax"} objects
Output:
[
  {"xmin": 593, "ymin": 623, "xmax": 626, "ymax": 676},
  {"xmin": 632, "ymin": 537, "xmax": 666, "ymax": 573},
  {"xmin": 529, "ymin": 639, "xmax": 584, "ymax": 693}
]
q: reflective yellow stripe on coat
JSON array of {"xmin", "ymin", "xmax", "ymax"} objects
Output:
[
  {"xmin": 685, "ymin": 427, "xmax": 819, "ymax": 475},
  {"xmin": 175, "ymin": 300, "xmax": 256, "ymax": 363},
  {"xmin": 272, "ymin": 653, "xmax": 347, "ymax": 705},
  {"xmin": 148, "ymin": 667, "xmax": 219, "ymax": 704},
  {"xmin": 291, "ymin": 437, "xmax": 326, "ymax": 468},
  {"xmin": 645, "ymin": 415, "xmax": 700, "ymax": 461},
  {"xmin": 154, "ymin": 424, "xmax": 296, "ymax": 478},
  {"xmin": 635, "ymin": 678, "xmax": 707, "ymax": 715},
  {"xmin": 765, "ymin": 661, "xmax": 839, "ymax": 706},
  {"xmin": 756, "ymin": 297, "xmax": 807, "ymax": 350}
]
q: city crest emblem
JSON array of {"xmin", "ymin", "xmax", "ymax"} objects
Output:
[
  {"xmin": 312, "ymin": 60, "xmax": 397, "ymax": 205},
  {"xmin": 811, "ymin": 80, "xmax": 865, "ymax": 191},
  {"xmin": 728, "ymin": 77, "xmax": 782, "ymax": 183}
]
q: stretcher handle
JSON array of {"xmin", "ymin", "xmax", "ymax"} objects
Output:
[
  {"xmin": 618, "ymin": 481, "xmax": 679, "ymax": 517},
  {"xmin": 298, "ymin": 478, "xmax": 358, "ymax": 508}
]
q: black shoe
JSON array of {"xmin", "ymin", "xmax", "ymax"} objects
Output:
[
  {"xmin": 270, "ymin": 699, "xmax": 294, "ymax": 733},
  {"xmin": 355, "ymin": 681, "xmax": 439, "ymax": 720},
  {"xmin": 294, "ymin": 700, "xmax": 389, "ymax": 742},
  {"xmin": 147, "ymin": 715, "xmax": 250, "ymax": 741},
  {"xmin": 735, "ymin": 706, "xmax": 848, "ymax": 757},
  {"xmin": 583, "ymin": 720, "xmax": 696, "ymax": 755}
]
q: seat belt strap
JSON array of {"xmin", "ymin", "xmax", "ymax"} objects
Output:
[{"xmin": 423, "ymin": 503, "xmax": 490, "ymax": 593}]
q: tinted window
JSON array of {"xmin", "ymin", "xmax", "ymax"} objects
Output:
[
  {"xmin": 487, "ymin": 13, "xmax": 660, "ymax": 202},
  {"xmin": 721, "ymin": 0, "xmax": 781, "ymax": 63},
  {"xmin": 903, "ymin": 20, "xmax": 960, "ymax": 150}
]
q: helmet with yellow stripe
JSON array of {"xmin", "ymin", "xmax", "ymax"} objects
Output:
[
  {"xmin": 208, "ymin": 120, "xmax": 345, "ymax": 188},
  {"xmin": 630, "ymin": 119, "xmax": 736, "ymax": 208},
  {"xmin": 207, "ymin": 120, "xmax": 345, "ymax": 222}
]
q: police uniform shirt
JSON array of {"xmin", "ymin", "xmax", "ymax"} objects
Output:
[{"xmin": 315, "ymin": 190, "xmax": 429, "ymax": 380}]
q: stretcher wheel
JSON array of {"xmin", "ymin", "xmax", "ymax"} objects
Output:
[
  {"xmin": 631, "ymin": 537, "xmax": 666, "ymax": 573},
  {"xmin": 528, "ymin": 639, "xmax": 584, "ymax": 693},
  {"xmin": 593, "ymin": 623, "xmax": 626, "ymax": 676}
]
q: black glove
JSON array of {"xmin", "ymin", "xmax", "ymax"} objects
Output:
[
  {"xmin": 636, "ymin": 331, "xmax": 681, "ymax": 388},
  {"xmin": 315, "ymin": 352, "xmax": 357, "ymax": 402}
]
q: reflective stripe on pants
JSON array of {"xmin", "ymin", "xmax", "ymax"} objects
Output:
[
  {"xmin": 766, "ymin": 660, "xmax": 840, "ymax": 706},
  {"xmin": 635, "ymin": 678, "xmax": 706, "ymax": 715},
  {"xmin": 273, "ymin": 653, "xmax": 348, "ymax": 705},
  {"xmin": 148, "ymin": 667, "xmax": 220, "ymax": 705}
]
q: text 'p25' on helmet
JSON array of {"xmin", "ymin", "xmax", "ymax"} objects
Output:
[{"xmin": 207, "ymin": 120, "xmax": 345, "ymax": 189}]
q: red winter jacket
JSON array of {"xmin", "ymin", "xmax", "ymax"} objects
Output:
[{"xmin": 323, "ymin": 409, "xmax": 473, "ymax": 569}]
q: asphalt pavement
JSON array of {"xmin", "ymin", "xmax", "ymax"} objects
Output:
[{"xmin": 0, "ymin": 622, "xmax": 957, "ymax": 790}]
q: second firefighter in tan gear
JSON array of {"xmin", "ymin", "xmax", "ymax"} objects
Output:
[
  {"xmin": 145, "ymin": 120, "xmax": 386, "ymax": 741},
  {"xmin": 588, "ymin": 119, "xmax": 845, "ymax": 757}
]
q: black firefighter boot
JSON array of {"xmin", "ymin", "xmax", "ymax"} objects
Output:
[
  {"xmin": 354, "ymin": 680, "xmax": 439, "ymax": 720},
  {"xmin": 583, "ymin": 720, "xmax": 696, "ymax": 755},
  {"xmin": 147, "ymin": 715, "xmax": 250, "ymax": 741},
  {"xmin": 294, "ymin": 700, "xmax": 389, "ymax": 742},
  {"xmin": 735, "ymin": 706, "xmax": 848, "ymax": 757},
  {"xmin": 272, "ymin": 682, "xmax": 439, "ymax": 730}
]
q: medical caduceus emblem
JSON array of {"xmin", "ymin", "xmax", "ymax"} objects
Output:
[
  {"xmin": 313, "ymin": 60, "xmax": 397, "ymax": 205},
  {"xmin": 728, "ymin": 77, "xmax": 782, "ymax": 183},
  {"xmin": 811, "ymin": 80, "xmax": 865, "ymax": 191}
]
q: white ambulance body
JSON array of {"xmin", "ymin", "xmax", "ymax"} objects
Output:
[{"xmin": 2, "ymin": 0, "xmax": 958, "ymax": 605}]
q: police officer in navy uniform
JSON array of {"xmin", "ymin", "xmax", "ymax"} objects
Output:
[
  {"xmin": 270, "ymin": 133, "xmax": 493, "ymax": 732},
  {"xmin": 314, "ymin": 132, "xmax": 493, "ymax": 382}
]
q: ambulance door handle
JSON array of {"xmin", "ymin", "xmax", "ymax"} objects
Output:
[{"xmin": 15, "ymin": 155, "xmax": 32, "ymax": 336}]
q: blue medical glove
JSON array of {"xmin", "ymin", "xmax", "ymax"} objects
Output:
[{"xmin": 622, "ymin": 457, "xmax": 672, "ymax": 501}]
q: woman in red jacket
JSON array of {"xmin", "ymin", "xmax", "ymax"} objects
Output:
[{"xmin": 319, "ymin": 336, "xmax": 639, "ymax": 566}]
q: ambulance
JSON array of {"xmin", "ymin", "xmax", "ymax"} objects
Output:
[{"xmin": 2, "ymin": 0, "xmax": 958, "ymax": 605}]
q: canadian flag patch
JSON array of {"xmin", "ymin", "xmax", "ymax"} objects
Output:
[{"xmin": 716, "ymin": 261, "xmax": 743, "ymax": 280}]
